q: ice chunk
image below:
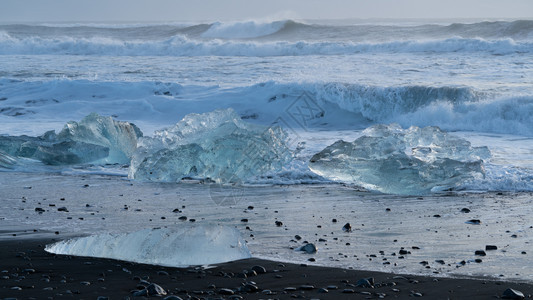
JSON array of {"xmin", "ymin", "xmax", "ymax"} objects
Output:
[
  {"xmin": 309, "ymin": 124, "xmax": 491, "ymax": 195},
  {"xmin": 0, "ymin": 113, "xmax": 142, "ymax": 165},
  {"xmin": 0, "ymin": 150, "xmax": 17, "ymax": 169},
  {"xmin": 45, "ymin": 226, "xmax": 251, "ymax": 267},
  {"xmin": 129, "ymin": 108, "xmax": 291, "ymax": 183}
]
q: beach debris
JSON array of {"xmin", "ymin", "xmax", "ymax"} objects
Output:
[
  {"xmin": 342, "ymin": 223, "xmax": 352, "ymax": 232},
  {"xmin": 297, "ymin": 243, "xmax": 317, "ymax": 254},
  {"xmin": 502, "ymin": 288, "xmax": 525, "ymax": 299},
  {"xmin": 309, "ymin": 124, "xmax": 490, "ymax": 195}
]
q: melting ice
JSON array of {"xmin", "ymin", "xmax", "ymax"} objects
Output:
[
  {"xmin": 129, "ymin": 108, "xmax": 292, "ymax": 183},
  {"xmin": 45, "ymin": 226, "xmax": 251, "ymax": 267},
  {"xmin": 0, "ymin": 113, "xmax": 142, "ymax": 166},
  {"xmin": 309, "ymin": 124, "xmax": 491, "ymax": 195}
]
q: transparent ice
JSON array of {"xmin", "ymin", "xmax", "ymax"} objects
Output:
[
  {"xmin": 0, "ymin": 113, "xmax": 142, "ymax": 165},
  {"xmin": 129, "ymin": 108, "xmax": 292, "ymax": 183},
  {"xmin": 45, "ymin": 226, "xmax": 251, "ymax": 267},
  {"xmin": 309, "ymin": 124, "xmax": 491, "ymax": 195}
]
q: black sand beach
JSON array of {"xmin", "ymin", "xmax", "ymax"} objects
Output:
[{"xmin": 1, "ymin": 234, "xmax": 532, "ymax": 299}]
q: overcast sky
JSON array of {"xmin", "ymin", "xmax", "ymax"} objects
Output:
[{"xmin": 1, "ymin": 0, "xmax": 532, "ymax": 23}]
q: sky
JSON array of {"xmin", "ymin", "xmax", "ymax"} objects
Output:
[{"xmin": 1, "ymin": 0, "xmax": 532, "ymax": 23}]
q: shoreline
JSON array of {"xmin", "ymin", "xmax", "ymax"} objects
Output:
[{"xmin": 1, "ymin": 234, "xmax": 531, "ymax": 299}]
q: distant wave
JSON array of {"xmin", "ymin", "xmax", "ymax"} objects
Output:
[
  {"xmin": 0, "ymin": 33, "xmax": 530, "ymax": 56},
  {"xmin": 201, "ymin": 20, "xmax": 291, "ymax": 39}
]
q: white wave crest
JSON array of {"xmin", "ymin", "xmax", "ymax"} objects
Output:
[
  {"xmin": 0, "ymin": 34, "xmax": 531, "ymax": 56},
  {"xmin": 202, "ymin": 20, "xmax": 288, "ymax": 39}
]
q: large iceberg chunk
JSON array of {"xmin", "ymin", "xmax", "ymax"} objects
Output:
[
  {"xmin": 45, "ymin": 226, "xmax": 251, "ymax": 267},
  {"xmin": 0, "ymin": 150, "xmax": 17, "ymax": 169},
  {"xmin": 0, "ymin": 113, "xmax": 142, "ymax": 165},
  {"xmin": 129, "ymin": 108, "xmax": 292, "ymax": 183},
  {"xmin": 309, "ymin": 124, "xmax": 491, "ymax": 195}
]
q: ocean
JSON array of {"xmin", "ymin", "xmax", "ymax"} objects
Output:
[{"xmin": 1, "ymin": 19, "xmax": 533, "ymax": 280}]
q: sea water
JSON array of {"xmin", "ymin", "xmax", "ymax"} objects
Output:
[{"xmin": 0, "ymin": 19, "xmax": 532, "ymax": 276}]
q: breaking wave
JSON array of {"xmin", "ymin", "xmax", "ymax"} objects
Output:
[{"xmin": 0, "ymin": 35, "xmax": 529, "ymax": 56}]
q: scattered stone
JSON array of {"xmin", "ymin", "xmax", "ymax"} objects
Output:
[
  {"xmin": 502, "ymin": 288, "xmax": 525, "ymax": 299},
  {"xmin": 80, "ymin": 281, "xmax": 90, "ymax": 285},
  {"xmin": 35, "ymin": 207, "xmax": 45, "ymax": 212},
  {"xmin": 158, "ymin": 270, "xmax": 169, "ymax": 276},
  {"xmin": 411, "ymin": 292, "xmax": 423, "ymax": 297},
  {"xmin": 435, "ymin": 260, "xmax": 445, "ymax": 265},
  {"xmin": 342, "ymin": 223, "xmax": 352, "ymax": 232},
  {"xmin": 241, "ymin": 218, "xmax": 248, "ymax": 223},
  {"xmin": 163, "ymin": 295, "xmax": 183, "ymax": 300},
  {"xmin": 243, "ymin": 283, "xmax": 259, "ymax": 293},
  {"xmin": 486, "ymin": 245, "xmax": 498, "ymax": 251},
  {"xmin": 318, "ymin": 288, "xmax": 329, "ymax": 293},
  {"xmin": 251, "ymin": 265, "xmax": 267, "ymax": 274},
  {"xmin": 57, "ymin": 207, "xmax": 69, "ymax": 212},
  {"xmin": 327, "ymin": 285, "xmax": 338, "ymax": 290},
  {"xmin": 146, "ymin": 283, "xmax": 167, "ymax": 296},
  {"xmin": 189, "ymin": 218, "xmax": 196, "ymax": 222},
  {"xmin": 342, "ymin": 289, "xmax": 355, "ymax": 293},
  {"xmin": 461, "ymin": 208, "xmax": 471, "ymax": 213},
  {"xmin": 294, "ymin": 235, "xmax": 302, "ymax": 240},
  {"xmin": 475, "ymin": 258, "xmax": 483, "ymax": 263},
  {"xmin": 399, "ymin": 249, "xmax": 410, "ymax": 255},
  {"xmin": 297, "ymin": 243, "xmax": 317, "ymax": 254},
  {"xmin": 163, "ymin": 296, "xmax": 183, "ymax": 300},
  {"xmin": 247, "ymin": 206, "xmax": 254, "ymax": 210},
  {"xmin": 475, "ymin": 250, "xmax": 486, "ymax": 256},
  {"xmin": 178, "ymin": 216, "xmax": 187, "ymax": 221},
  {"xmin": 332, "ymin": 218, "xmax": 337, "ymax": 223},
  {"xmin": 299, "ymin": 285, "xmax": 315, "ymax": 290},
  {"xmin": 466, "ymin": 219, "xmax": 481, "ymax": 225},
  {"xmin": 284, "ymin": 287, "xmax": 297, "ymax": 292},
  {"xmin": 219, "ymin": 288, "xmax": 234, "ymax": 295},
  {"xmin": 355, "ymin": 278, "xmax": 374, "ymax": 288},
  {"xmin": 433, "ymin": 214, "xmax": 441, "ymax": 218},
  {"xmin": 275, "ymin": 221, "xmax": 283, "ymax": 226}
]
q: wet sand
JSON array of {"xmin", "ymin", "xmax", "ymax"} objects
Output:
[{"xmin": 1, "ymin": 234, "xmax": 532, "ymax": 299}]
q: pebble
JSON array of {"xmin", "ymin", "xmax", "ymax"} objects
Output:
[
  {"xmin": 486, "ymin": 245, "xmax": 498, "ymax": 251},
  {"xmin": 502, "ymin": 288, "xmax": 525, "ymax": 299},
  {"xmin": 342, "ymin": 223, "xmax": 352, "ymax": 232},
  {"xmin": 466, "ymin": 219, "xmax": 481, "ymax": 225},
  {"xmin": 163, "ymin": 296, "xmax": 184, "ymax": 300},
  {"xmin": 275, "ymin": 221, "xmax": 283, "ymax": 226},
  {"xmin": 318, "ymin": 288, "xmax": 329, "ymax": 293},
  {"xmin": 461, "ymin": 208, "xmax": 471, "ymax": 213},
  {"xmin": 475, "ymin": 250, "xmax": 487, "ymax": 256},
  {"xmin": 298, "ymin": 243, "xmax": 317, "ymax": 254},
  {"xmin": 35, "ymin": 207, "xmax": 45, "ymax": 212},
  {"xmin": 342, "ymin": 288, "xmax": 355, "ymax": 293},
  {"xmin": 146, "ymin": 283, "xmax": 167, "ymax": 296},
  {"xmin": 57, "ymin": 207, "xmax": 68, "ymax": 212},
  {"xmin": 219, "ymin": 288, "xmax": 234, "ymax": 295},
  {"xmin": 284, "ymin": 287, "xmax": 297, "ymax": 292},
  {"xmin": 299, "ymin": 285, "xmax": 315, "ymax": 290},
  {"xmin": 356, "ymin": 278, "xmax": 374, "ymax": 288},
  {"xmin": 251, "ymin": 265, "xmax": 267, "ymax": 274},
  {"xmin": 241, "ymin": 218, "xmax": 248, "ymax": 222}
]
